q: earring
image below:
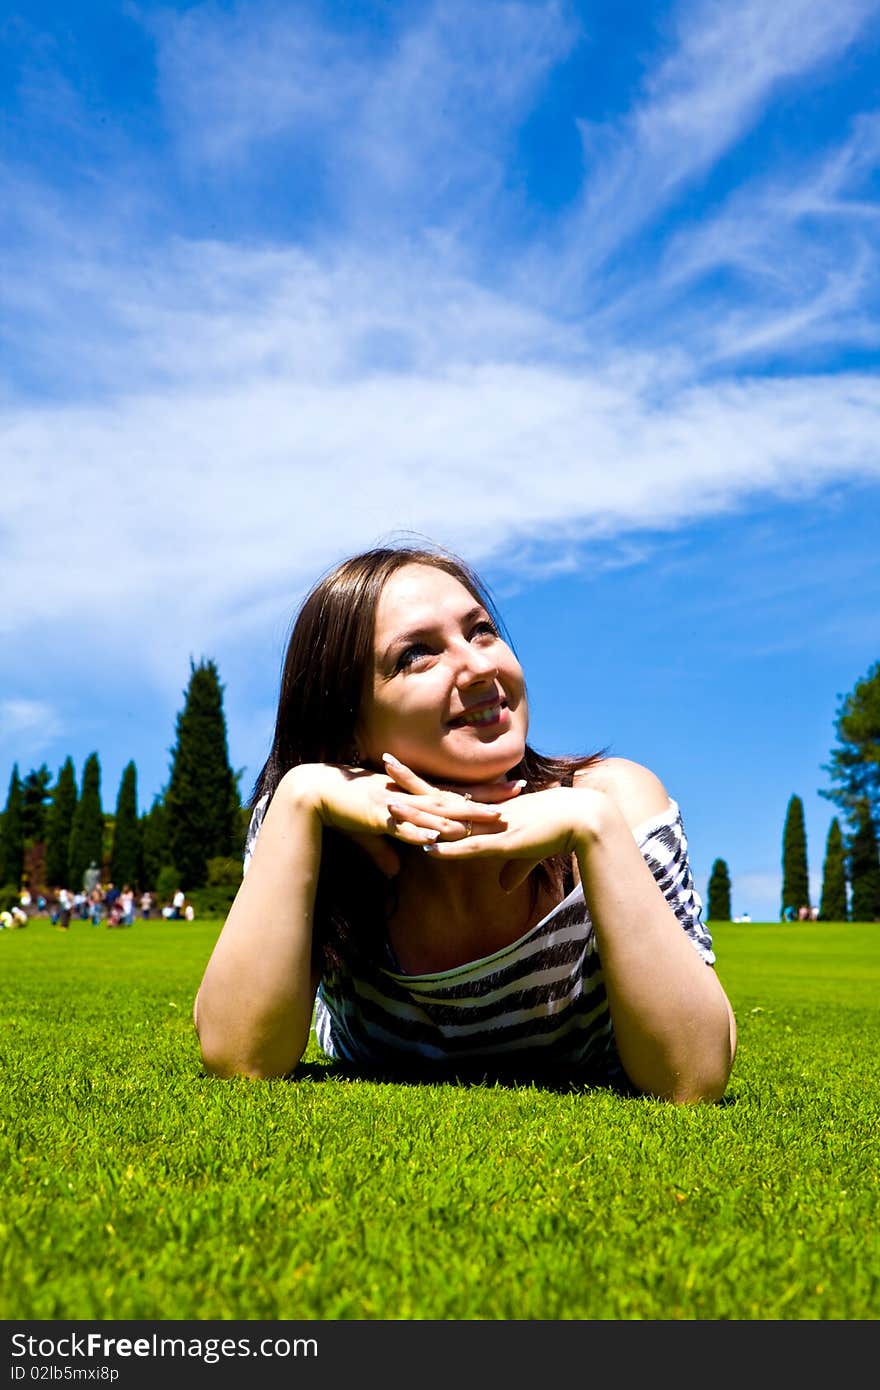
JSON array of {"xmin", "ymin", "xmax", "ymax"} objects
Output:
[{"xmin": 350, "ymin": 747, "xmax": 361, "ymax": 765}]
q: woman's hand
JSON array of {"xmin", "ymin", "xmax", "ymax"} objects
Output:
[
  {"xmin": 283, "ymin": 756, "xmax": 525, "ymax": 878},
  {"xmin": 383, "ymin": 755, "xmax": 605, "ymax": 891}
]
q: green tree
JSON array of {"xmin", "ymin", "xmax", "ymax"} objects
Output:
[
  {"xmin": 45, "ymin": 757, "xmax": 78, "ymax": 888},
  {"xmin": 0, "ymin": 765, "xmax": 25, "ymax": 888},
  {"xmin": 21, "ymin": 764, "xmax": 52, "ymax": 844},
  {"xmin": 818, "ymin": 817, "xmax": 848, "ymax": 922},
  {"xmin": 110, "ymin": 761, "xmax": 141, "ymax": 889},
  {"xmin": 707, "ymin": 858, "xmax": 731, "ymax": 921},
  {"xmin": 849, "ymin": 800, "xmax": 880, "ymax": 922},
  {"xmin": 781, "ymin": 794, "xmax": 810, "ymax": 918},
  {"xmin": 165, "ymin": 659, "xmax": 240, "ymax": 890},
  {"xmin": 141, "ymin": 797, "xmax": 172, "ymax": 890},
  {"xmin": 821, "ymin": 660, "xmax": 880, "ymax": 825},
  {"xmin": 68, "ymin": 753, "xmax": 104, "ymax": 891}
]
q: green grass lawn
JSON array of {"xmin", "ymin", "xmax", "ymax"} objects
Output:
[{"xmin": 1, "ymin": 916, "xmax": 878, "ymax": 1321}]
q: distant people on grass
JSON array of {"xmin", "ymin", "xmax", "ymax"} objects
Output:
[
  {"xmin": 57, "ymin": 888, "xmax": 73, "ymax": 931},
  {"xmin": 104, "ymin": 883, "xmax": 120, "ymax": 919},
  {"xmin": 89, "ymin": 887, "xmax": 103, "ymax": 925},
  {"xmin": 161, "ymin": 893, "xmax": 195, "ymax": 921},
  {"xmin": 784, "ymin": 903, "xmax": 818, "ymax": 922},
  {"xmin": 107, "ymin": 900, "xmax": 123, "ymax": 927},
  {"xmin": 16, "ymin": 883, "xmax": 190, "ymax": 930}
]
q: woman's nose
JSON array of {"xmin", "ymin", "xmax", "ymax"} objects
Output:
[{"xmin": 456, "ymin": 641, "xmax": 498, "ymax": 683}]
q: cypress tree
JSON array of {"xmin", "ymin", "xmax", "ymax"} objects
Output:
[
  {"xmin": 141, "ymin": 797, "xmax": 171, "ymax": 890},
  {"xmin": 68, "ymin": 753, "xmax": 104, "ymax": 891},
  {"xmin": 45, "ymin": 757, "xmax": 78, "ymax": 888},
  {"xmin": 781, "ymin": 794, "xmax": 810, "ymax": 918},
  {"xmin": 0, "ymin": 765, "xmax": 25, "ymax": 888},
  {"xmin": 818, "ymin": 817, "xmax": 848, "ymax": 921},
  {"xmin": 21, "ymin": 765, "xmax": 52, "ymax": 844},
  {"xmin": 110, "ymin": 761, "xmax": 141, "ymax": 889},
  {"xmin": 707, "ymin": 859, "xmax": 731, "ymax": 921},
  {"xmin": 849, "ymin": 801, "xmax": 880, "ymax": 922},
  {"xmin": 165, "ymin": 658, "xmax": 240, "ymax": 889}
]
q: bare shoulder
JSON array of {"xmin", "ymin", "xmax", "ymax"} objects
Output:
[{"xmin": 572, "ymin": 756, "xmax": 671, "ymax": 831}]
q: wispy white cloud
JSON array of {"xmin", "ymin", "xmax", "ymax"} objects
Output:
[
  {"xmin": 149, "ymin": 0, "xmax": 578, "ymax": 233},
  {"xmin": 149, "ymin": 2, "xmax": 367, "ymax": 164},
  {"xmin": 2, "ymin": 279, "xmax": 878, "ymax": 692},
  {"xmin": 535, "ymin": 0, "xmax": 880, "ymax": 298},
  {"xmin": 0, "ymin": 700, "xmax": 62, "ymax": 753},
  {"xmin": 647, "ymin": 109, "xmax": 880, "ymax": 365},
  {"xmin": 343, "ymin": 0, "xmax": 578, "ymax": 226},
  {"xmin": 2, "ymin": 0, "xmax": 880, "ymax": 705}
]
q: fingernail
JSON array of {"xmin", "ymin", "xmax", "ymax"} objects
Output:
[
  {"xmin": 383, "ymin": 752, "xmax": 402, "ymax": 765},
  {"xmin": 423, "ymin": 830, "xmax": 440, "ymax": 843},
  {"xmin": 387, "ymin": 801, "xmax": 406, "ymax": 814},
  {"xmin": 422, "ymin": 843, "xmax": 439, "ymax": 854},
  {"xmin": 513, "ymin": 779, "xmax": 527, "ymax": 789}
]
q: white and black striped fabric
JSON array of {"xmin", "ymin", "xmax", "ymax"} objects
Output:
[{"xmin": 243, "ymin": 794, "xmax": 713, "ymax": 1082}]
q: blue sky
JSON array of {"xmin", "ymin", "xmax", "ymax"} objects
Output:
[{"xmin": 2, "ymin": 0, "xmax": 879, "ymax": 921}]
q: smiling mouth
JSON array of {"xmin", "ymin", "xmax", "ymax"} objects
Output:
[{"xmin": 449, "ymin": 700, "xmax": 507, "ymax": 728}]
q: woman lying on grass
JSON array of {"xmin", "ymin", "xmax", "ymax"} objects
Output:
[{"xmin": 194, "ymin": 543, "xmax": 736, "ymax": 1103}]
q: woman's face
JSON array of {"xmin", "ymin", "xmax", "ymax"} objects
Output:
[{"xmin": 357, "ymin": 563, "xmax": 528, "ymax": 784}]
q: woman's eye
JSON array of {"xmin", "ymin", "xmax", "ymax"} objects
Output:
[
  {"xmin": 471, "ymin": 621, "xmax": 498, "ymax": 641},
  {"xmin": 396, "ymin": 643, "xmax": 432, "ymax": 671}
]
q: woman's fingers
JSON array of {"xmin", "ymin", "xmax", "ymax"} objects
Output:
[
  {"xmin": 381, "ymin": 753, "xmax": 434, "ymax": 793},
  {"xmin": 421, "ymin": 829, "xmax": 511, "ymax": 859},
  {"xmin": 387, "ymin": 800, "xmax": 505, "ymax": 840},
  {"xmin": 382, "ymin": 752, "xmax": 526, "ymax": 807},
  {"xmin": 441, "ymin": 779, "xmax": 527, "ymax": 803}
]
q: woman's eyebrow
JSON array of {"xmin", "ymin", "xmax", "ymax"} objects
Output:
[{"xmin": 382, "ymin": 605, "xmax": 486, "ymax": 659}]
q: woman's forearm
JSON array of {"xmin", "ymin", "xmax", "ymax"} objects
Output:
[
  {"xmin": 573, "ymin": 795, "xmax": 735, "ymax": 1104},
  {"xmin": 193, "ymin": 770, "xmax": 323, "ymax": 1080}
]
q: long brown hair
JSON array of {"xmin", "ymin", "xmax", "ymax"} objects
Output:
[{"xmin": 251, "ymin": 543, "xmax": 604, "ymax": 973}]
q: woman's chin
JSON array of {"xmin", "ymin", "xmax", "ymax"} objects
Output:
[{"xmin": 428, "ymin": 739, "xmax": 526, "ymax": 784}]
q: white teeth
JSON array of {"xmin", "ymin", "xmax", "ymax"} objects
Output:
[{"xmin": 459, "ymin": 705, "xmax": 500, "ymax": 726}]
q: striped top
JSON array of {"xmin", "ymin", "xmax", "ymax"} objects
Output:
[{"xmin": 242, "ymin": 791, "xmax": 715, "ymax": 1085}]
